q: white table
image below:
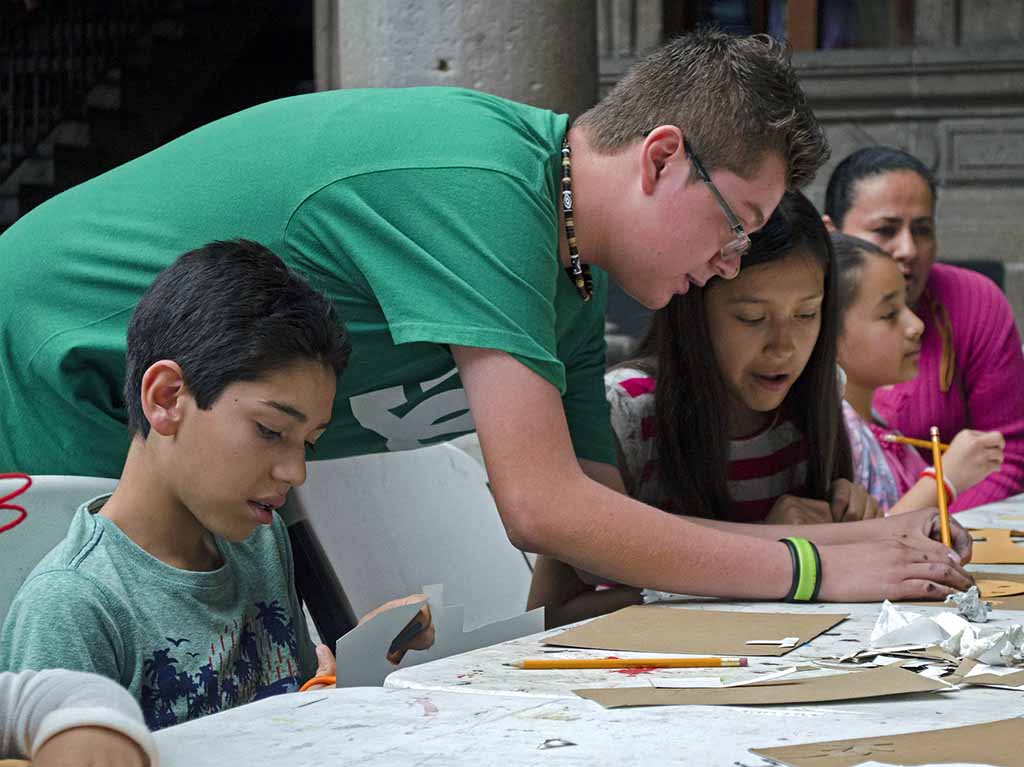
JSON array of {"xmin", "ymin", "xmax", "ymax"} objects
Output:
[
  {"xmin": 153, "ymin": 684, "xmax": 1015, "ymax": 767},
  {"xmin": 156, "ymin": 495, "xmax": 1024, "ymax": 765}
]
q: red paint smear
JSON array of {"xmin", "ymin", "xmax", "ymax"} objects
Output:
[
  {"xmin": 0, "ymin": 474, "xmax": 32, "ymax": 535},
  {"xmin": 603, "ymin": 657, "xmax": 657, "ymax": 676},
  {"xmin": 612, "ymin": 667, "xmax": 658, "ymax": 676}
]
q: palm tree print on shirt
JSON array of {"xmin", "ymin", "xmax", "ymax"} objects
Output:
[{"xmin": 139, "ymin": 600, "xmax": 301, "ymax": 729}]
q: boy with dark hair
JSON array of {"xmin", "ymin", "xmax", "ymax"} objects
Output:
[{"xmin": 0, "ymin": 240, "xmax": 431, "ymax": 730}]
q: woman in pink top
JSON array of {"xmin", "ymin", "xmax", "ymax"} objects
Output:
[{"xmin": 825, "ymin": 146, "xmax": 1024, "ymax": 511}]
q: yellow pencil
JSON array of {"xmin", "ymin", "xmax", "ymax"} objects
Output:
[
  {"xmin": 883, "ymin": 433, "xmax": 950, "ymax": 451},
  {"xmin": 507, "ymin": 657, "xmax": 748, "ymax": 670},
  {"xmin": 931, "ymin": 426, "xmax": 953, "ymax": 548}
]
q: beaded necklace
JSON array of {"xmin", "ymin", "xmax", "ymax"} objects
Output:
[{"xmin": 560, "ymin": 138, "xmax": 593, "ymax": 302}]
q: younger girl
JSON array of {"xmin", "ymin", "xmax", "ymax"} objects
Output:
[{"xmin": 834, "ymin": 233, "xmax": 1005, "ymax": 514}]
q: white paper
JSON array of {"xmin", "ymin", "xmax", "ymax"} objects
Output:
[
  {"xmin": 868, "ymin": 601, "xmax": 1024, "ymax": 666},
  {"xmin": 945, "ymin": 585, "xmax": 991, "ymax": 622},
  {"xmin": 647, "ymin": 676, "xmax": 723, "ymax": 689},
  {"xmin": 965, "ymin": 663, "xmax": 1023, "ymax": 677},
  {"xmin": 869, "ymin": 601, "xmax": 948, "ymax": 648},
  {"xmin": 333, "ymin": 583, "xmax": 544, "ymax": 687},
  {"xmin": 745, "ymin": 636, "xmax": 799, "ymax": 648},
  {"xmin": 649, "ymin": 666, "xmax": 799, "ymax": 689}
]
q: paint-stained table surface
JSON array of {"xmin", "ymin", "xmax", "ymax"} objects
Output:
[
  {"xmin": 385, "ymin": 494, "xmax": 1024, "ymax": 701},
  {"xmin": 154, "ymin": 495, "xmax": 1024, "ymax": 766},
  {"xmin": 153, "ymin": 682, "xmax": 1015, "ymax": 767}
]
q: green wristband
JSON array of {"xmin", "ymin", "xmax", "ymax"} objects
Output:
[{"xmin": 779, "ymin": 537, "xmax": 822, "ymax": 602}]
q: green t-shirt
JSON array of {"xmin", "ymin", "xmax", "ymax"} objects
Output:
[
  {"xmin": 0, "ymin": 87, "xmax": 613, "ymax": 476},
  {"xmin": 0, "ymin": 497, "xmax": 317, "ymax": 730}
]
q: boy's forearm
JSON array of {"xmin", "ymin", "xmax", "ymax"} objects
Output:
[
  {"xmin": 679, "ymin": 512, "xmax": 901, "ymax": 546},
  {"xmin": 510, "ymin": 473, "xmax": 794, "ymax": 599}
]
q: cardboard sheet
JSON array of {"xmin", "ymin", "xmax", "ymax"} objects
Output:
[
  {"xmin": 909, "ymin": 572, "xmax": 1024, "ymax": 610},
  {"xmin": 958, "ymin": 659, "xmax": 1024, "ymax": 689},
  {"xmin": 542, "ymin": 605, "xmax": 847, "ymax": 657},
  {"xmin": 574, "ymin": 664, "xmax": 947, "ymax": 709},
  {"xmin": 967, "ymin": 529, "xmax": 1024, "ymax": 564},
  {"xmin": 751, "ymin": 716, "xmax": 1024, "ymax": 767}
]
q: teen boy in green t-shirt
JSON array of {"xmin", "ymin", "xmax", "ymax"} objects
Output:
[
  {"xmin": 0, "ymin": 30, "xmax": 975, "ymax": 605},
  {"xmin": 1, "ymin": 240, "xmax": 433, "ymax": 730}
]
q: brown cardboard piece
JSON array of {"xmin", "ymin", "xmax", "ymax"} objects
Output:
[
  {"xmin": 907, "ymin": 571, "xmax": 1024, "ymax": 609},
  {"xmin": 574, "ymin": 664, "xmax": 948, "ymax": 709},
  {"xmin": 951, "ymin": 658, "xmax": 1024, "ymax": 689},
  {"xmin": 968, "ymin": 528, "xmax": 1024, "ymax": 564},
  {"xmin": 751, "ymin": 716, "xmax": 1024, "ymax": 767},
  {"xmin": 978, "ymin": 579, "xmax": 1024, "ymax": 599},
  {"xmin": 542, "ymin": 605, "xmax": 847, "ymax": 657}
]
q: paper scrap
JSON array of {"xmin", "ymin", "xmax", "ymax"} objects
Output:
[
  {"xmin": 649, "ymin": 666, "xmax": 799, "ymax": 689},
  {"xmin": 575, "ymin": 664, "xmax": 948, "ymax": 709},
  {"xmin": 544, "ymin": 605, "xmax": 847, "ymax": 657},
  {"xmin": 868, "ymin": 601, "xmax": 1024, "ymax": 666},
  {"xmin": 869, "ymin": 601, "xmax": 948, "ymax": 648},
  {"xmin": 965, "ymin": 663, "xmax": 1023, "ymax": 678},
  {"xmin": 333, "ymin": 583, "xmax": 543, "ymax": 688},
  {"xmin": 745, "ymin": 636, "xmax": 799, "ymax": 648},
  {"xmin": 751, "ymin": 716, "xmax": 1024, "ymax": 767},
  {"xmin": 945, "ymin": 585, "xmax": 991, "ymax": 622},
  {"xmin": 646, "ymin": 676, "xmax": 723, "ymax": 689}
]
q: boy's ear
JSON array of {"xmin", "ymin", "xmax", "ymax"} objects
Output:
[
  {"xmin": 140, "ymin": 360, "xmax": 188, "ymax": 437},
  {"xmin": 822, "ymin": 214, "xmax": 838, "ymax": 233},
  {"xmin": 640, "ymin": 125, "xmax": 685, "ymax": 195}
]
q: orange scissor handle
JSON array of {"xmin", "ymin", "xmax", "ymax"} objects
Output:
[{"xmin": 299, "ymin": 674, "xmax": 336, "ymax": 692}]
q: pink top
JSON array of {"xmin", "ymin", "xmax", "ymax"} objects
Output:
[
  {"xmin": 843, "ymin": 401, "xmax": 928, "ymax": 513},
  {"xmin": 873, "ymin": 263, "xmax": 1024, "ymax": 511}
]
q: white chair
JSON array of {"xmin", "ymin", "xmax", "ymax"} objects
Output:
[
  {"xmin": 288, "ymin": 442, "xmax": 534, "ymax": 632},
  {"xmin": 0, "ymin": 475, "xmax": 118, "ymax": 627}
]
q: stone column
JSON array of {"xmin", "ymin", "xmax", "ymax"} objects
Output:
[{"xmin": 315, "ymin": 0, "xmax": 598, "ymax": 118}]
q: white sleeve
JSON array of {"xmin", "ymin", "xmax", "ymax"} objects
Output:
[{"xmin": 0, "ymin": 669, "xmax": 159, "ymax": 765}]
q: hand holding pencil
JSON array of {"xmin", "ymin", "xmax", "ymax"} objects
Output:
[{"xmin": 887, "ymin": 430, "xmax": 1004, "ymax": 498}]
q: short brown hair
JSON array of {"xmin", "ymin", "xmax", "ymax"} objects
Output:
[{"xmin": 575, "ymin": 29, "xmax": 829, "ymax": 189}]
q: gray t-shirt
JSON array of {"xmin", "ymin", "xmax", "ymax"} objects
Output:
[{"xmin": 0, "ymin": 496, "xmax": 316, "ymax": 730}]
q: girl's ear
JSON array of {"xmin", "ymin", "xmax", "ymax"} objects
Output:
[
  {"xmin": 822, "ymin": 214, "xmax": 838, "ymax": 233},
  {"xmin": 140, "ymin": 360, "xmax": 188, "ymax": 437}
]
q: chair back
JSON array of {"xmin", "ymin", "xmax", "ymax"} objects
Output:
[{"xmin": 0, "ymin": 475, "xmax": 118, "ymax": 626}]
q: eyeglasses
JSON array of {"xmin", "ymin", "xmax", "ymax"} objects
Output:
[{"xmin": 683, "ymin": 138, "xmax": 751, "ymax": 262}]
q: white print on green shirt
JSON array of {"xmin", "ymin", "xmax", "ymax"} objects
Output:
[{"xmin": 349, "ymin": 367, "xmax": 474, "ymax": 451}]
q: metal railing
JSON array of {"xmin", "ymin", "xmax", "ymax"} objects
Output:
[{"xmin": 0, "ymin": 1, "xmax": 154, "ymax": 181}]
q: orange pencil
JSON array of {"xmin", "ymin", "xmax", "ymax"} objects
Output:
[
  {"xmin": 931, "ymin": 426, "xmax": 953, "ymax": 548},
  {"xmin": 507, "ymin": 656, "xmax": 748, "ymax": 670},
  {"xmin": 884, "ymin": 433, "xmax": 949, "ymax": 452}
]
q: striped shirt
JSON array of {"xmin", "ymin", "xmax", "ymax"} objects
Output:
[{"xmin": 605, "ymin": 368, "xmax": 808, "ymax": 522}]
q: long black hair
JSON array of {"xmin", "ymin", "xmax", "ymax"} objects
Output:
[{"xmin": 626, "ymin": 190, "xmax": 852, "ymax": 519}]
